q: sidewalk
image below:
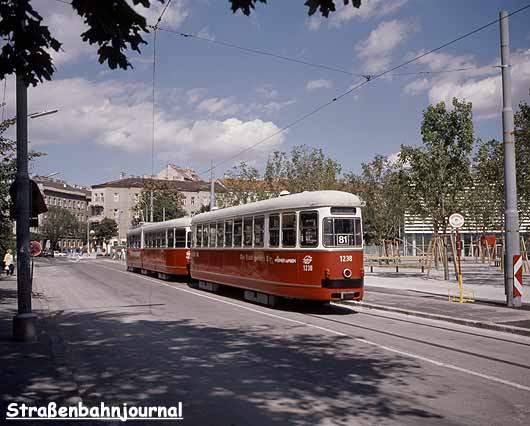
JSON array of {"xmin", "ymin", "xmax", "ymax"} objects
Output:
[
  {"xmin": 342, "ymin": 268, "xmax": 530, "ymax": 337},
  {"xmin": 0, "ymin": 275, "xmax": 79, "ymax": 419}
]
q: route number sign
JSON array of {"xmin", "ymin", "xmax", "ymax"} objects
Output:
[{"xmin": 449, "ymin": 213, "xmax": 465, "ymax": 229}]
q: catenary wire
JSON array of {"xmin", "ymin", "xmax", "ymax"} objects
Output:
[
  {"xmin": 157, "ymin": 27, "xmax": 495, "ymax": 79},
  {"xmin": 197, "ymin": 3, "xmax": 530, "ymax": 176}
]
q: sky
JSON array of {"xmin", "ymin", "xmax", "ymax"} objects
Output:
[{"xmin": 2, "ymin": 0, "xmax": 530, "ymax": 186}]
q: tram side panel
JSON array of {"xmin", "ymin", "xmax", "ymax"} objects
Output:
[
  {"xmin": 190, "ymin": 249, "xmax": 363, "ymax": 301},
  {"xmin": 143, "ymin": 248, "xmax": 189, "ymax": 276},
  {"xmin": 127, "ymin": 248, "xmax": 143, "ymax": 270}
]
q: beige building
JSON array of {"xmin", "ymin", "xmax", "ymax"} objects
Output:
[
  {"xmin": 34, "ymin": 176, "xmax": 90, "ymax": 249},
  {"xmin": 90, "ymin": 167, "xmax": 224, "ymax": 244}
]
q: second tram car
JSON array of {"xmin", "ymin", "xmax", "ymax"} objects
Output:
[
  {"xmin": 190, "ymin": 190, "xmax": 364, "ymax": 302},
  {"xmin": 127, "ymin": 217, "xmax": 192, "ymax": 278}
]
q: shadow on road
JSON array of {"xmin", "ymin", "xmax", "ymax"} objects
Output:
[{"xmin": 1, "ymin": 305, "xmax": 444, "ymax": 425}]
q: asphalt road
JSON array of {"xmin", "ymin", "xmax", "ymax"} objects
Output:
[{"xmin": 27, "ymin": 258, "xmax": 530, "ymax": 425}]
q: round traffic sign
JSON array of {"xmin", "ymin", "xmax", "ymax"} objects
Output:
[
  {"xmin": 449, "ymin": 213, "xmax": 465, "ymax": 228},
  {"xmin": 30, "ymin": 241, "xmax": 42, "ymax": 257}
]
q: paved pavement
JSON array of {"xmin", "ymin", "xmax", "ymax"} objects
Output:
[
  {"xmin": 2, "ymin": 257, "xmax": 530, "ymax": 425},
  {"xmin": 365, "ymin": 261, "xmax": 530, "ymax": 304}
]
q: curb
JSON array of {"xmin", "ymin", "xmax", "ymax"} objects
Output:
[{"xmin": 339, "ymin": 300, "xmax": 530, "ymax": 338}]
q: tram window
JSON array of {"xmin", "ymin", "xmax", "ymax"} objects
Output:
[
  {"xmin": 209, "ymin": 223, "xmax": 217, "ymax": 248},
  {"xmin": 162, "ymin": 231, "xmax": 167, "ymax": 248},
  {"xmin": 254, "ymin": 216, "xmax": 264, "ymax": 247},
  {"xmin": 186, "ymin": 231, "xmax": 191, "ymax": 248},
  {"xmin": 282, "ymin": 212, "xmax": 297, "ymax": 247},
  {"xmin": 167, "ymin": 229, "xmax": 175, "ymax": 248},
  {"xmin": 233, "ymin": 219, "xmax": 242, "ymax": 247},
  {"xmin": 300, "ymin": 211, "xmax": 318, "ymax": 247},
  {"xmin": 225, "ymin": 220, "xmax": 233, "ymax": 247},
  {"xmin": 269, "ymin": 214, "xmax": 280, "ymax": 247},
  {"xmin": 217, "ymin": 223, "xmax": 225, "ymax": 247},
  {"xmin": 323, "ymin": 217, "xmax": 362, "ymax": 247},
  {"xmin": 175, "ymin": 229, "xmax": 186, "ymax": 247},
  {"xmin": 243, "ymin": 217, "xmax": 253, "ymax": 247},
  {"xmin": 196, "ymin": 225, "xmax": 202, "ymax": 248}
]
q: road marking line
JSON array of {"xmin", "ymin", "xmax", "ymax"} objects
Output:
[{"xmin": 91, "ymin": 263, "xmax": 530, "ymax": 392}]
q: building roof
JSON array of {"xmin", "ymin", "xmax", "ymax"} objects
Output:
[
  {"xmin": 192, "ymin": 190, "xmax": 362, "ymax": 223},
  {"xmin": 35, "ymin": 177, "xmax": 90, "ymax": 197},
  {"xmin": 92, "ymin": 177, "xmax": 225, "ymax": 192}
]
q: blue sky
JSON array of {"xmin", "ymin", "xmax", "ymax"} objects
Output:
[{"xmin": 3, "ymin": 0, "xmax": 530, "ymax": 186}]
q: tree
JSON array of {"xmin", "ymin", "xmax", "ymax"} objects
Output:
[
  {"xmin": 466, "ymin": 139, "xmax": 504, "ymax": 236},
  {"xmin": 133, "ymin": 180, "xmax": 186, "ymax": 224},
  {"xmin": 0, "ymin": 0, "xmax": 362, "ymax": 86},
  {"xmin": 40, "ymin": 207, "xmax": 81, "ymax": 250},
  {"xmin": 0, "ymin": 118, "xmax": 44, "ymax": 255},
  {"xmin": 218, "ymin": 161, "xmax": 270, "ymax": 208},
  {"xmin": 94, "ymin": 218, "xmax": 118, "ymax": 246},
  {"xmin": 345, "ymin": 155, "xmax": 406, "ymax": 245},
  {"xmin": 264, "ymin": 145, "xmax": 342, "ymax": 193},
  {"xmin": 515, "ymin": 96, "xmax": 530, "ymax": 226},
  {"xmin": 400, "ymin": 98, "xmax": 474, "ymax": 279}
]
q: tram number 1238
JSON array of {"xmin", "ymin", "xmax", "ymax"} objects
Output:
[{"xmin": 339, "ymin": 255, "xmax": 353, "ymax": 262}]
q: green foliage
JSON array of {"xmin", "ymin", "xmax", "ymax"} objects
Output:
[
  {"xmin": 94, "ymin": 218, "xmax": 119, "ymax": 245},
  {"xmin": 1, "ymin": 0, "xmax": 361, "ymax": 86},
  {"xmin": 400, "ymin": 98, "xmax": 475, "ymax": 233},
  {"xmin": 40, "ymin": 207, "xmax": 81, "ymax": 250},
  {"xmin": 218, "ymin": 161, "xmax": 269, "ymax": 208},
  {"xmin": 345, "ymin": 155, "xmax": 406, "ymax": 244},
  {"xmin": 0, "ymin": 118, "xmax": 44, "ymax": 255},
  {"xmin": 133, "ymin": 180, "xmax": 186, "ymax": 224},
  {"xmin": 467, "ymin": 139, "xmax": 504, "ymax": 233},
  {"xmin": 230, "ymin": 0, "xmax": 361, "ymax": 16},
  {"xmin": 264, "ymin": 145, "xmax": 342, "ymax": 193},
  {"xmin": 515, "ymin": 97, "xmax": 530, "ymax": 225}
]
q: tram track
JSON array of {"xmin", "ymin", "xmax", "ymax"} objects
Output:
[{"xmin": 84, "ymin": 260, "xmax": 530, "ymax": 393}]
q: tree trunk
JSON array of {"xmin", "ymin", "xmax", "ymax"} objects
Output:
[{"xmin": 443, "ymin": 235, "xmax": 449, "ymax": 281}]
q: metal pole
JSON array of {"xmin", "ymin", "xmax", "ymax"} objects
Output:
[
  {"xmin": 500, "ymin": 10, "xmax": 521, "ymax": 308},
  {"xmin": 150, "ymin": 190, "xmax": 154, "ymax": 222},
  {"xmin": 210, "ymin": 160, "xmax": 215, "ymax": 210},
  {"xmin": 13, "ymin": 74, "xmax": 37, "ymax": 341}
]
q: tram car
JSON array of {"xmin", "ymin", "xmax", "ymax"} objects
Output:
[
  {"xmin": 126, "ymin": 217, "xmax": 192, "ymax": 278},
  {"xmin": 190, "ymin": 190, "xmax": 364, "ymax": 303}
]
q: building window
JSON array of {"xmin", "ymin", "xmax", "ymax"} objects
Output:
[
  {"xmin": 114, "ymin": 193, "xmax": 119, "ymax": 202},
  {"xmin": 191, "ymin": 197, "xmax": 195, "ymax": 205},
  {"xmin": 114, "ymin": 209, "xmax": 119, "ymax": 219}
]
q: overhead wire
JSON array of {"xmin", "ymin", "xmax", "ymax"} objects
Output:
[{"xmin": 197, "ymin": 3, "xmax": 530, "ymax": 176}]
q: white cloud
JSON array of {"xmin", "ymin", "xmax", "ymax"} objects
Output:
[
  {"xmin": 186, "ymin": 88, "xmax": 208, "ymax": 103},
  {"xmin": 255, "ymin": 85, "xmax": 279, "ymax": 98},
  {"xmin": 402, "ymin": 49, "xmax": 530, "ymax": 119},
  {"xmin": 196, "ymin": 27, "xmax": 215, "ymax": 41},
  {"xmin": 308, "ymin": 0, "xmax": 408, "ymax": 30},
  {"xmin": 404, "ymin": 78, "xmax": 430, "ymax": 96},
  {"xmin": 133, "ymin": 0, "xmax": 189, "ymax": 28},
  {"xmin": 197, "ymin": 97, "xmax": 242, "ymax": 116},
  {"xmin": 306, "ymin": 79, "xmax": 334, "ymax": 91},
  {"xmin": 356, "ymin": 19, "xmax": 418, "ymax": 74},
  {"xmin": 5, "ymin": 78, "xmax": 284, "ymax": 162}
]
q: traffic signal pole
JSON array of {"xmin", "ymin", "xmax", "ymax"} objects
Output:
[
  {"xmin": 13, "ymin": 74, "xmax": 37, "ymax": 341},
  {"xmin": 500, "ymin": 11, "xmax": 521, "ymax": 308}
]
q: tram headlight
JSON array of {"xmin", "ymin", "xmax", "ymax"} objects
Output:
[{"xmin": 343, "ymin": 268, "xmax": 352, "ymax": 279}]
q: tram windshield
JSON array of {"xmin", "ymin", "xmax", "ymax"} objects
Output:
[{"xmin": 323, "ymin": 217, "xmax": 362, "ymax": 247}]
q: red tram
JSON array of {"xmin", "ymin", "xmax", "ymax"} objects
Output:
[
  {"xmin": 126, "ymin": 217, "xmax": 192, "ymax": 279},
  {"xmin": 190, "ymin": 190, "xmax": 364, "ymax": 303}
]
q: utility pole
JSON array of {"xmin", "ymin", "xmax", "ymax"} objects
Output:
[
  {"xmin": 150, "ymin": 190, "xmax": 154, "ymax": 222},
  {"xmin": 500, "ymin": 10, "xmax": 521, "ymax": 308},
  {"xmin": 13, "ymin": 74, "xmax": 36, "ymax": 341},
  {"xmin": 210, "ymin": 160, "xmax": 215, "ymax": 210}
]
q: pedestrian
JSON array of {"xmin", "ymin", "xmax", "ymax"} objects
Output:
[{"xmin": 3, "ymin": 249, "xmax": 14, "ymax": 276}]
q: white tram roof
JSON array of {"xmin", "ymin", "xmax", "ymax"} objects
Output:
[
  {"xmin": 193, "ymin": 190, "xmax": 361, "ymax": 224},
  {"xmin": 127, "ymin": 216, "xmax": 192, "ymax": 235}
]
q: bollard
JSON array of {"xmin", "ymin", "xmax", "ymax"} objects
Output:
[
  {"xmin": 370, "ymin": 265, "xmax": 373, "ymax": 273},
  {"xmin": 395, "ymin": 265, "xmax": 399, "ymax": 273}
]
